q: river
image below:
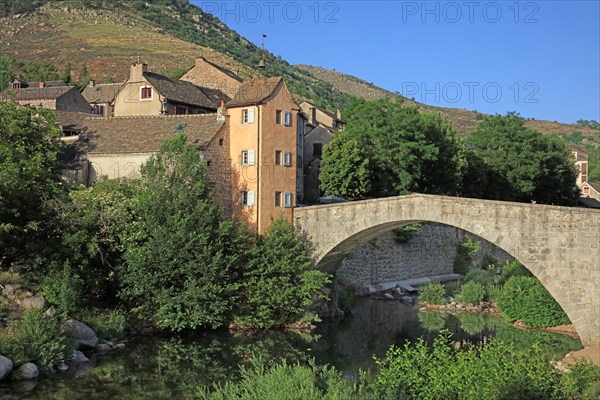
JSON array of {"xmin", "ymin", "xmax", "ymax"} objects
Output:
[{"xmin": 0, "ymin": 298, "xmax": 582, "ymax": 399}]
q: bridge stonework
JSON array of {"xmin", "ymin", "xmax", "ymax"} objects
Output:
[{"xmin": 294, "ymin": 194, "xmax": 600, "ymax": 347}]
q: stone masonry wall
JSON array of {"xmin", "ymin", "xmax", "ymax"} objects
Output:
[{"xmin": 336, "ymin": 222, "xmax": 512, "ymax": 289}]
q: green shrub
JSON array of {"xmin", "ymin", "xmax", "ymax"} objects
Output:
[
  {"xmin": 197, "ymin": 357, "xmax": 360, "ymax": 400},
  {"xmin": 40, "ymin": 261, "xmax": 84, "ymax": 316},
  {"xmin": 485, "ymin": 283, "xmax": 501, "ymax": 302},
  {"xmin": 453, "ymin": 235, "xmax": 480, "ymax": 275},
  {"xmin": 419, "ymin": 283, "xmax": 446, "ymax": 305},
  {"xmin": 0, "ymin": 270, "xmax": 24, "ymax": 285},
  {"xmin": 78, "ymin": 308, "xmax": 127, "ymax": 340},
  {"xmin": 0, "ymin": 309, "xmax": 72, "ymax": 373},
  {"xmin": 458, "ymin": 281, "xmax": 485, "ymax": 305},
  {"xmin": 561, "ymin": 360, "xmax": 600, "ymax": 399},
  {"xmin": 497, "ymin": 276, "xmax": 570, "ymax": 327},
  {"xmin": 498, "ymin": 260, "xmax": 531, "ymax": 285},
  {"xmin": 464, "ymin": 268, "xmax": 495, "ymax": 286},
  {"xmin": 372, "ymin": 333, "xmax": 562, "ymax": 400},
  {"xmin": 477, "ymin": 253, "xmax": 499, "ymax": 270},
  {"xmin": 392, "ymin": 223, "xmax": 421, "ymax": 244}
]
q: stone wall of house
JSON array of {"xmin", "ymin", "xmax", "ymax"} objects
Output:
[
  {"xmin": 336, "ymin": 222, "xmax": 512, "ymax": 289},
  {"xmin": 180, "ymin": 58, "xmax": 242, "ymax": 99},
  {"xmin": 202, "ymin": 118, "xmax": 233, "ymax": 218}
]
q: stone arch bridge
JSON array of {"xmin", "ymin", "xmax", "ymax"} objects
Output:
[{"xmin": 293, "ymin": 194, "xmax": 600, "ymax": 347}]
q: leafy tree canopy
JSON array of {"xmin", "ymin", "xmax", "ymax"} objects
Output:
[{"xmin": 466, "ymin": 112, "xmax": 580, "ymax": 205}]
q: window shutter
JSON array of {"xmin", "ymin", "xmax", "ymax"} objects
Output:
[
  {"xmin": 284, "ymin": 192, "xmax": 292, "ymax": 208},
  {"xmin": 247, "ymin": 191, "xmax": 255, "ymax": 206},
  {"xmin": 248, "ymin": 150, "xmax": 256, "ymax": 165},
  {"xmin": 247, "ymin": 108, "xmax": 255, "ymax": 123}
]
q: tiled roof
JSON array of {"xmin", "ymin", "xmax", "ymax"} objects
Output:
[
  {"xmin": 2, "ymin": 86, "xmax": 74, "ymax": 101},
  {"xmin": 143, "ymin": 72, "xmax": 228, "ymax": 109},
  {"xmin": 578, "ymin": 196, "xmax": 600, "ymax": 208},
  {"xmin": 587, "ymin": 181, "xmax": 600, "ymax": 193},
  {"xmin": 81, "ymin": 114, "xmax": 224, "ymax": 154},
  {"xmin": 56, "ymin": 111, "xmax": 92, "ymax": 130},
  {"xmin": 568, "ymin": 143, "xmax": 589, "ymax": 161},
  {"xmin": 82, "ymin": 83, "xmax": 123, "ymax": 104},
  {"xmin": 227, "ymin": 77, "xmax": 282, "ymax": 108}
]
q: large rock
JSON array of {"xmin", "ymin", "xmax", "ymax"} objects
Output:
[
  {"xmin": 14, "ymin": 363, "xmax": 38, "ymax": 380},
  {"xmin": 20, "ymin": 294, "xmax": 47, "ymax": 310},
  {"xmin": 63, "ymin": 319, "xmax": 99, "ymax": 349},
  {"xmin": 70, "ymin": 350, "xmax": 90, "ymax": 363},
  {"xmin": 0, "ymin": 355, "xmax": 13, "ymax": 381},
  {"xmin": 2, "ymin": 284, "xmax": 21, "ymax": 296}
]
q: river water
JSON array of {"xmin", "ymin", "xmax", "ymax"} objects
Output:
[{"xmin": 0, "ymin": 298, "xmax": 582, "ymax": 399}]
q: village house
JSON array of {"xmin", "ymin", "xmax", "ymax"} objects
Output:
[
  {"xmin": 112, "ymin": 62, "xmax": 229, "ymax": 117},
  {"xmin": 81, "ymin": 81, "xmax": 123, "ymax": 117},
  {"xmin": 299, "ymin": 101, "xmax": 346, "ymax": 204},
  {"xmin": 2, "ymin": 79, "xmax": 92, "ymax": 113},
  {"xmin": 569, "ymin": 143, "xmax": 589, "ymax": 186},
  {"xmin": 180, "ymin": 56, "xmax": 243, "ymax": 99},
  {"xmin": 579, "ymin": 181, "xmax": 600, "ymax": 202}
]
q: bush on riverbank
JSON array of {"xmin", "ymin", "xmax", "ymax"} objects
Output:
[
  {"xmin": 78, "ymin": 308, "xmax": 127, "ymax": 340},
  {"xmin": 457, "ymin": 281, "xmax": 485, "ymax": 305},
  {"xmin": 497, "ymin": 276, "xmax": 570, "ymax": 328},
  {"xmin": 420, "ymin": 283, "xmax": 446, "ymax": 305},
  {"xmin": 0, "ymin": 309, "xmax": 73, "ymax": 373}
]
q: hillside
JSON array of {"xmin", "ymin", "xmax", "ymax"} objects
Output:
[
  {"xmin": 1, "ymin": 0, "xmax": 598, "ymax": 139},
  {"xmin": 297, "ymin": 65, "xmax": 599, "ymax": 138}
]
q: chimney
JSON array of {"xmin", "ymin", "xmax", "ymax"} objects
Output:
[
  {"xmin": 38, "ymin": 82, "xmax": 46, "ymax": 88},
  {"xmin": 130, "ymin": 62, "xmax": 148, "ymax": 82},
  {"xmin": 217, "ymin": 99, "xmax": 226, "ymax": 121},
  {"xmin": 90, "ymin": 80, "xmax": 96, "ymax": 87},
  {"xmin": 310, "ymin": 107, "xmax": 317, "ymax": 126}
]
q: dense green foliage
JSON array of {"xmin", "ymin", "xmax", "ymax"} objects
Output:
[
  {"xmin": 419, "ymin": 282, "xmax": 446, "ymax": 305},
  {"xmin": 452, "ymin": 235, "xmax": 480, "ymax": 275},
  {"xmin": 198, "ymin": 357, "xmax": 361, "ymax": 400},
  {"xmin": 498, "ymin": 276, "xmax": 570, "ymax": 327},
  {"xmin": 466, "ymin": 113, "xmax": 580, "ymax": 205},
  {"xmin": 0, "ymin": 56, "xmax": 15, "ymax": 90},
  {"xmin": 19, "ymin": 60, "xmax": 62, "ymax": 82},
  {"xmin": 235, "ymin": 217, "xmax": 330, "ymax": 329},
  {"xmin": 0, "ymin": 309, "xmax": 72, "ymax": 373},
  {"xmin": 320, "ymin": 97, "xmax": 466, "ymax": 199},
  {"xmin": 458, "ymin": 281, "xmax": 485, "ymax": 305},
  {"xmin": 119, "ymin": 133, "xmax": 249, "ymax": 330},
  {"xmin": 575, "ymin": 119, "xmax": 600, "ymax": 130},
  {"xmin": 0, "ymin": 102, "xmax": 64, "ymax": 264},
  {"xmin": 78, "ymin": 308, "xmax": 128, "ymax": 340},
  {"xmin": 392, "ymin": 223, "xmax": 421, "ymax": 244}
]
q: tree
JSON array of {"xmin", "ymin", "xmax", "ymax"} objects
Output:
[
  {"xmin": 119, "ymin": 133, "xmax": 250, "ymax": 330},
  {"xmin": 19, "ymin": 61, "xmax": 61, "ymax": 82},
  {"xmin": 0, "ymin": 55, "xmax": 15, "ymax": 90},
  {"xmin": 0, "ymin": 103, "xmax": 64, "ymax": 264},
  {"xmin": 319, "ymin": 133, "xmax": 371, "ymax": 199},
  {"xmin": 320, "ymin": 97, "xmax": 466, "ymax": 199},
  {"xmin": 466, "ymin": 112, "xmax": 580, "ymax": 205},
  {"xmin": 235, "ymin": 217, "xmax": 330, "ymax": 329}
]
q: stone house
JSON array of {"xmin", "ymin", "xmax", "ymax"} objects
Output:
[
  {"xmin": 112, "ymin": 62, "xmax": 229, "ymax": 117},
  {"xmin": 2, "ymin": 80, "xmax": 92, "ymax": 113},
  {"xmin": 180, "ymin": 56, "xmax": 243, "ymax": 99},
  {"xmin": 226, "ymin": 76, "xmax": 304, "ymax": 234},
  {"xmin": 569, "ymin": 143, "xmax": 589, "ymax": 186},
  {"xmin": 299, "ymin": 101, "xmax": 346, "ymax": 204},
  {"xmin": 579, "ymin": 181, "xmax": 600, "ymax": 202},
  {"xmin": 82, "ymin": 81, "xmax": 123, "ymax": 117}
]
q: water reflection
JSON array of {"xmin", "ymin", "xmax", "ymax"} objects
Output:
[{"xmin": 0, "ymin": 298, "xmax": 582, "ymax": 399}]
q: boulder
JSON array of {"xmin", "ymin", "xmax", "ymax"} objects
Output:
[
  {"xmin": 56, "ymin": 363, "xmax": 69, "ymax": 372},
  {"xmin": 70, "ymin": 350, "xmax": 90, "ymax": 363},
  {"xmin": 63, "ymin": 319, "xmax": 99, "ymax": 349},
  {"xmin": 0, "ymin": 355, "xmax": 13, "ymax": 381},
  {"xmin": 14, "ymin": 363, "xmax": 38, "ymax": 380},
  {"xmin": 401, "ymin": 296, "xmax": 414, "ymax": 304},
  {"xmin": 20, "ymin": 294, "xmax": 47, "ymax": 310},
  {"xmin": 2, "ymin": 284, "xmax": 21, "ymax": 296},
  {"xmin": 45, "ymin": 305, "xmax": 57, "ymax": 317},
  {"xmin": 114, "ymin": 343, "xmax": 126, "ymax": 349},
  {"xmin": 383, "ymin": 293, "xmax": 395, "ymax": 300},
  {"xmin": 96, "ymin": 343, "xmax": 111, "ymax": 353}
]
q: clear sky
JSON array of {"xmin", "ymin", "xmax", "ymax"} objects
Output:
[{"xmin": 194, "ymin": 0, "xmax": 599, "ymax": 124}]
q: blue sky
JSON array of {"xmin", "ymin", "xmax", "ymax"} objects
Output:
[{"xmin": 195, "ymin": 1, "xmax": 600, "ymax": 124}]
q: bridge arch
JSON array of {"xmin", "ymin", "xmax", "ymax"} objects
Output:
[{"xmin": 294, "ymin": 194, "xmax": 600, "ymax": 347}]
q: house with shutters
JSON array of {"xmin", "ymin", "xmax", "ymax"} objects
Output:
[
  {"xmin": 2, "ymin": 79, "xmax": 92, "ymax": 113},
  {"xmin": 225, "ymin": 76, "xmax": 304, "ymax": 234},
  {"xmin": 112, "ymin": 62, "xmax": 229, "ymax": 116},
  {"xmin": 569, "ymin": 144, "xmax": 589, "ymax": 186}
]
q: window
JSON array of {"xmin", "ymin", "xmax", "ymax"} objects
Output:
[
  {"xmin": 275, "ymin": 191, "xmax": 282, "ymax": 207},
  {"xmin": 283, "ymin": 111, "xmax": 292, "ymax": 126},
  {"xmin": 583, "ymin": 186, "xmax": 590, "ymax": 195},
  {"xmin": 313, "ymin": 143, "xmax": 323, "ymax": 157},
  {"xmin": 174, "ymin": 105, "xmax": 188, "ymax": 115},
  {"xmin": 12, "ymin": 83, "xmax": 20, "ymax": 89},
  {"xmin": 206, "ymin": 161, "xmax": 212, "ymax": 166},
  {"xmin": 141, "ymin": 87, "xmax": 152, "ymax": 100},
  {"xmin": 283, "ymin": 192, "xmax": 293, "ymax": 208},
  {"xmin": 275, "ymin": 150, "xmax": 282, "ymax": 165},
  {"xmin": 242, "ymin": 108, "xmax": 255, "ymax": 124},
  {"xmin": 276, "ymin": 110, "xmax": 282, "ymax": 124},
  {"xmin": 241, "ymin": 191, "xmax": 255, "ymax": 206},
  {"xmin": 92, "ymin": 104, "xmax": 105, "ymax": 116},
  {"xmin": 582, "ymin": 163, "xmax": 587, "ymax": 175},
  {"xmin": 219, "ymin": 138, "xmax": 224, "ymax": 146},
  {"xmin": 283, "ymin": 151, "xmax": 292, "ymax": 167},
  {"xmin": 241, "ymin": 150, "xmax": 256, "ymax": 165}
]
